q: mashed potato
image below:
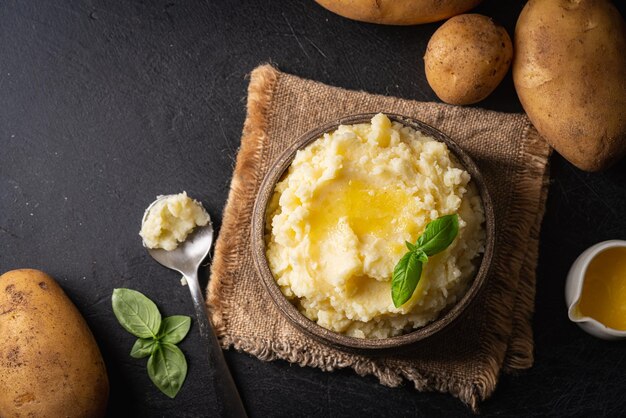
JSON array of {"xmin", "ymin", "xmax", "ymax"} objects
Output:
[
  {"xmin": 140, "ymin": 192, "xmax": 210, "ymax": 251},
  {"xmin": 265, "ymin": 114, "xmax": 485, "ymax": 339}
]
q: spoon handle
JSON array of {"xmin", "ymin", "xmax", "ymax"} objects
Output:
[{"xmin": 185, "ymin": 271, "xmax": 248, "ymax": 418}]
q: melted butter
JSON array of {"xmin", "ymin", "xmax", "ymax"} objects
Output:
[
  {"xmin": 578, "ymin": 247, "xmax": 626, "ymax": 330},
  {"xmin": 308, "ymin": 179, "xmax": 415, "ymax": 253}
]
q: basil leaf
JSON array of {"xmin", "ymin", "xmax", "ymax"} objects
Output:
[
  {"xmin": 112, "ymin": 288, "xmax": 162, "ymax": 338},
  {"xmin": 159, "ymin": 316, "xmax": 191, "ymax": 344},
  {"xmin": 416, "ymin": 214, "xmax": 459, "ymax": 256},
  {"xmin": 415, "ymin": 250, "xmax": 428, "ymax": 263},
  {"xmin": 147, "ymin": 342, "xmax": 188, "ymax": 398},
  {"xmin": 391, "ymin": 252, "xmax": 424, "ymax": 307},
  {"xmin": 391, "ymin": 215, "xmax": 459, "ymax": 306},
  {"xmin": 131, "ymin": 338, "xmax": 157, "ymax": 359}
]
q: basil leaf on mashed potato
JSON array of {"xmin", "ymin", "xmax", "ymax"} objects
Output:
[
  {"xmin": 416, "ymin": 214, "xmax": 459, "ymax": 256},
  {"xmin": 392, "ymin": 251, "xmax": 424, "ymax": 307},
  {"xmin": 392, "ymin": 215, "xmax": 459, "ymax": 307}
]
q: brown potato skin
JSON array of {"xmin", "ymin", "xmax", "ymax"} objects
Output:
[
  {"xmin": 315, "ymin": 0, "xmax": 483, "ymax": 25},
  {"xmin": 0, "ymin": 269, "xmax": 109, "ymax": 418},
  {"xmin": 513, "ymin": 0, "xmax": 626, "ymax": 172},
  {"xmin": 424, "ymin": 14, "xmax": 513, "ymax": 105}
]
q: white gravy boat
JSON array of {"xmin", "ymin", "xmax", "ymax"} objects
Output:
[{"xmin": 565, "ymin": 240, "xmax": 626, "ymax": 340}]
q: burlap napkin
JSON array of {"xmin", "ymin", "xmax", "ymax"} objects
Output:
[{"xmin": 208, "ymin": 65, "xmax": 551, "ymax": 410}]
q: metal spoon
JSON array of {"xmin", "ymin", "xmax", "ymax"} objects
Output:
[{"xmin": 142, "ymin": 195, "xmax": 247, "ymax": 418}]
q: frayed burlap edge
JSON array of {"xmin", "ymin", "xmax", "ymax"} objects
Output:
[
  {"xmin": 208, "ymin": 65, "xmax": 278, "ymax": 337},
  {"xmin": 208, "ymin": 64, "xmax": 551, "ymax": 412},
  {"xmin": 503, "ymin": 128, "xmax": 552, "ymax": 373},
  {"xmin": 464, "ymin": 125, "xmax": 551, "ymax": 410}
]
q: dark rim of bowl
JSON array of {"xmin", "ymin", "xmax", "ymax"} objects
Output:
[{"xmin": 251, "ymin": 113, "xmax": 496, "ymax": 355}]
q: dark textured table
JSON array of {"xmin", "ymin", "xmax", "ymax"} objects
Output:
[{"xmin": 2, "ymin": 1, "xmax": 626, "ymax": 416}]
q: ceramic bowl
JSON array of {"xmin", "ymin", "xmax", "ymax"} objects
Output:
[
  {"xmin": 565, "ymin": 240, "xmax": 626, "ymax": 340},
  {"xmin": 251, "ymin": 113, "xmax": 496, "ymax": 355}
]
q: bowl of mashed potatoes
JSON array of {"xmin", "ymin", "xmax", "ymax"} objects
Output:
[{"xmin": 252, "ymin": 113, "xmax": 494, "ymax": 353}]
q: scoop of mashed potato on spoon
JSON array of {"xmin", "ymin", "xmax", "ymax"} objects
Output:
[{"xmin": 140, "ymin": 192, "xmax": 210, "ymax": 251}]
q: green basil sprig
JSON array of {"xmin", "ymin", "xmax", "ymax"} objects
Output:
[
  {"xmin": 148, "ymin": 343, "xmax": 188, "ymax": 398},
  {"xmin": 112, "ymin": 288, "xmax": 191, "ymax": 398},
  {"xmin": 111, "ymin": 287, "xmax": 161, "ymax": 338},
  {"xmin": 391, "ymin": 214, "xmax": 459, "ymax": 307}
]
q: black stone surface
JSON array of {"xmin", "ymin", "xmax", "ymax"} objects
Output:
[{"xmin": 1, "ymin": 1, "xmax": 626, "ymax": 416}]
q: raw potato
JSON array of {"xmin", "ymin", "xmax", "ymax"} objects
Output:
[
  {"xmin": 513, "ymin": 0, "xmax": 626, "ymax": 171},
  {"xmin": 0, "ymin": 269, "xmax": 109, "ymax": 418},
  {"xmin": 315, "ymin": 0, "xmax": 483, "ymax": 25},
  {"xmin": 424, "ymin": 14, "xmax": 513, "ymax": 105}
]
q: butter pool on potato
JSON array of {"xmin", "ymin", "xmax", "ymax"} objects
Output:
[{"xmin": 265, "ymin": 114, "xmax": 485, "ymax": 339}]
